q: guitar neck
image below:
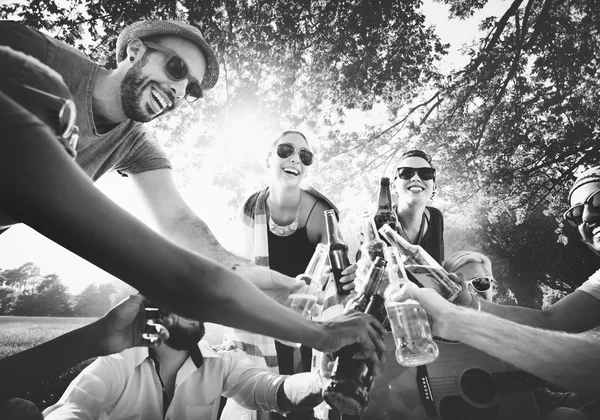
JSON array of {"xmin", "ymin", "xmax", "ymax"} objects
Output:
[{"xmin": 494, "ymin": 370, "xmax": 548, "ymax": 393}]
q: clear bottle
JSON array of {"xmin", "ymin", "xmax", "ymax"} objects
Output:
[
  {"xmin": 374, "ymin": 177, "xmax": 398, "ymax": 236},
  {"xmin": 325, "ymin": 209, "xmax": 352, "ymax": 296},
  {"xmin": 383, "ymin": 246, "xmax": 439, "ymax": 366},
  {"xmin": 279, "ymin": 243, "xmax": 330, "ymax": 348},
  {"xmin": 379, "ymin": 224, "xmax": 461, "ymax": 301},
  {"xmin": 359, "ymin": 210, "xmax": 386, "ymax": 264},
  {"xmin": 323, "ymin": 257, "xmax": 387, "ymax": 415}
]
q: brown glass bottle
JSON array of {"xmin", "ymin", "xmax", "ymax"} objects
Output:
[
  {"xmin": 374, "ymin": 177, "xmax": 398, "ymax": 236},
  {"xmin": 322, "ymin": 257, "xmax": 387, "ymax": 415},
  {"xmin": 325, "ymin": 209, "xmax": 352, "ymax": 296}
]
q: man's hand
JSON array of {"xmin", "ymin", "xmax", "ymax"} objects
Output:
[
  {"xmin": 238, "ymin": 265, "xmax": 307, "ymax": 305},
  {"xmin": 315, "ymin": 312, "xmax": 387, "ymax": 365},
  {"xmin": 95, "ymin": 294, "xmax": 169, "ymax": 356},
  {"xmin": 389, "ymin": 282, "xmax": 461, "ymax": 340}
]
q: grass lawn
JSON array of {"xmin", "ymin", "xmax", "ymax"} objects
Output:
[{"xmin": 0, "ymin": 316, "xmax": 225, "ymax": 411}]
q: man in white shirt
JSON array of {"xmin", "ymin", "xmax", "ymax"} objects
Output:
[{"xmin": 43, "ymin": 308, "xmax": 327, "ymax": 420}]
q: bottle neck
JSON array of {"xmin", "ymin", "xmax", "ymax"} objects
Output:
[
  {"xmin": 325, "ymin": 211, "xmax": 343, "ymax": 244},
  {"xmin": 377, "ymin": 181, "xmax": 393, "ymax": 210}
]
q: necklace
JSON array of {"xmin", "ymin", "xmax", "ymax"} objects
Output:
[{"xmin": 268, "ymin": 194, "xmax": 301, "ymax": 237}]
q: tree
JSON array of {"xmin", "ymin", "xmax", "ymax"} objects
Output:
[
  {"xmin": 32, "ymin": 274, "xmax": 73, "ymax": 316},
  {"xmin": 72, "ymin": 283, "xmax": 116, "ymax": 317}
]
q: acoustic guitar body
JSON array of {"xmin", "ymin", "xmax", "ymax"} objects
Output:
[{"xmin": 361, "ymin": 335, "xmax": 542, "ymax": 420}]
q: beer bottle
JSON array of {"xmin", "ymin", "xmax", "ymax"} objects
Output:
[
  {"xmin": 374, "ymin": 177, "xmax": 398, "ymax": 234},
  {"xmin": 359, "ymin": 210, "xmax": 386, "ymax": 263},
  {"xmin": 280, "ymin": 243, "xmax": 330, "ymax": 347},
  {"xmin": 379, "ymin": 224, "xmax": 461, "ymax": 301},
  {"xmin": 323, "ymin": 257, "xmax": 387, "ymax": 415},
  {"xmin": 325, "ymin": 209, "xmax": 352, "ymax": 296}
]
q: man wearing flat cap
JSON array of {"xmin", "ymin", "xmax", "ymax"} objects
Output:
[{"xmin": 0, "ymin": 19, "xmax": 303, "ymax": 304}]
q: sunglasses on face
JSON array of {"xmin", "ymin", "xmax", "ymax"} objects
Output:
[
  {"xmin": 0, "ymin": 76, "xmax": 79, "ymax": 159},
  {"xmin": 564, "ymin": 189, "xmax": 600, "ymax": 227},
  {"xmin": 466, "ymin": 276, "xmax": 494, "ymax": 293},
  {"xmin": 142, "ymin": 41, "xmax": 203, "ymax": 103},
  {"xmin": 276, "ymin": 143, "xmax": 314, "ymax": 166},
  {"xmin": 395, "ymin": 167, "xmax": 436, "ymax": 181}
]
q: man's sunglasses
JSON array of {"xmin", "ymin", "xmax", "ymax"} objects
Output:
[
  {"xmin": 395, "ymin": 167, "xmax": 436, "ymax": 181},
  {"xmin": 276, "ymin": 143, "xmax": 314, "ymax": 166},
  {"xmin": 564, "ymin": 189, "xmax": 600, "ymax": 227},
  {"xmin": 0, "ymin": 75, "xmax": 78, "ymax": 159},
  {"xmin": 142, "ymin": 41, "xmax": 203, "ymax": 103},
  {"xmin": 466, "ymin": 276, "xmax": 494, "ymax": 293}
]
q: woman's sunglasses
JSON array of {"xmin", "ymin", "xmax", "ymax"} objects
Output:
[
  {"xmin": 142, "ymin": 41, "xmax": 203, "ymax": 103},
  {"xmin": 563, "ymin": 189, "xmax": 600, "ymax": 227},
  {"xmin": 466, "ymin": 276, "xmax": 494, "ymax": 293},
  {"xmin": 276, "ymin": 143, "xmax": 314, "ymax": 166},
  {"xmin": 395, "ymin": 167, "xmax": 436, "ymax": 181},
  {"xmin": 0, "ymin": 76, "xmax": 79, "ymax": 158}
]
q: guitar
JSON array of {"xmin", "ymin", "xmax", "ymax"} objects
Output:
[{"xmin": 361, "ymin": 335, "xmax": 547, "ymax": 420}]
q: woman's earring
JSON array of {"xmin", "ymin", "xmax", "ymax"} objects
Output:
[{"xmin": 129, "ymin": 56, "xmax": 134, "ymax": 62}]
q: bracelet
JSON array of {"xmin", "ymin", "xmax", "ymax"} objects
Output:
[
  {"xmin": 470, "ymin": 293, "xmax": 481, "ymax": 312},
  {"xmin": 231, "ymin": 263, "xmax": 241, "ymax": 271}
]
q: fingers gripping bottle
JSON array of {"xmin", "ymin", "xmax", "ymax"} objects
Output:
[
  {"xmin": 322, "ymin": 257, "xmax": 387, "ymax": 415},
  {"xmin": 378, "ymin": 224, "xmax": 461, "ymax": 301}
]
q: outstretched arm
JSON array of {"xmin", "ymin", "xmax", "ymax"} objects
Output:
[
  {"xmin": 0, "ymin": 295, "xmax": 167, "ymax": 399},
  {"xmin": 0, "ymin": 122, "xmax": 385, "ymax": 359},
  {"xmin": 391, "ymin": 283, "xmax": 600, "ymax": 399},
  {"xmin": 452, "ymin": 274, "xmax": 600, "ymax": 332}
]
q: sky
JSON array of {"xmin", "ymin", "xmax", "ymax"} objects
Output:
[{"xmin": 0, "ymin": 0, "xmax": 512, "ymax": 294}]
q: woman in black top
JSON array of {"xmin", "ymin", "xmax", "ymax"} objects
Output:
[{"xmin": 392, "ymin": 150, "xmax": 444, "ymax": 263}]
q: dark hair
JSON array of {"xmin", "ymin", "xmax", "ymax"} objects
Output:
[{"xmin": 399, "ymin": 149, "xmax": 433, "ymax": 166}]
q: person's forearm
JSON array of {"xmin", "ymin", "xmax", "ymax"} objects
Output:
[
  {"xmin": 0, "ymin": 320, "xmax": 104, "ymax": 398},
  {"xmin": 450, "ymin": 307, "xmax": 600, "ymax": 398},
  {"xmin": 478, "ymin": 300, "xmax": 554, "ymax": 329},
  {"xmin": 160, "ymin": 209, "xmax": 249, "ymax": 268},
  {"xmin": 3, "ymin": 134, "xmax": 327, "ymax": 349}
]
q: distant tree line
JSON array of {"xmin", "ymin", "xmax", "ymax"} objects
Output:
[{"xmin": 0, "ymin": 263, "xmax": 135, "ymax": 317}]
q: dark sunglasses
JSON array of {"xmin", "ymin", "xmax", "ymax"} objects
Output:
[
  {"xmin": 0, "ymin": 75, "xmax": 79, "ymax": 158},
  {"xmin": 466, "ymin": 276, "xmax": 494, "ymax": 293},
  {"xmin": 396, "ymin": 167, "xmax": 436, "ymax": 181},
  {"xmin": 276, "ymin": 143, "xmax": 314, "ymax": 166},
  {"xmin": 142, "ymin": 41, "xmax": 203, "ymax": 103},
  {"xmin": 564, "ymin": 189, "xmax": 600, "ymax": 227}
]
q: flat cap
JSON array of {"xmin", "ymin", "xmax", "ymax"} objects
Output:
[{"xmin": 116, "ymin": 19, "xmax": 219, "ymax": 90}]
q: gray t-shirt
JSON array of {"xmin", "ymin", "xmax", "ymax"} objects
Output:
[{"xmin": 0, "ymin": 21, "xmax": 171, "ymax": 181}]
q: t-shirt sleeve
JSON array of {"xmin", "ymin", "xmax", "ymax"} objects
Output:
[
  {"xmin": 576, "ymin": 268, "xmax": 600, "ymax": 301},
  {"xmin": 113, "ymin": 129, "xmax": 172, "ymax": 177}
]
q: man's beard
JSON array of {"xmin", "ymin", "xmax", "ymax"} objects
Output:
[
  {"xmin": 165, "ymin": 322, "xmax": 206, "ymax": 351},
  {"xmin": 120, "ymin": 54, "xmax": 154, "ymax": 123}
]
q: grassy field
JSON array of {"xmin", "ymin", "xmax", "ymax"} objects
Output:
[{"xmin": 0, "ymin": 316, "xmax": 225, "ymax": 411}]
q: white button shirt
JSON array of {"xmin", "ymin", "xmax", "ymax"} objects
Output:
[{"xmin": 43, "ymin": 341, "xmax": 288, "ymax": 420}]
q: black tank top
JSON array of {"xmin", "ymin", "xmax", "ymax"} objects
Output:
[{"xmin": 267, "ymin": 200, "xmax": 320, "ymax": 385}]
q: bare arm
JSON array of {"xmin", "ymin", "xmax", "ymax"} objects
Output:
[
  {"xmin": 454, "ymin": 275, "xmax": 600, "ymax": 332},
  {"xmin": 392, "ymin": 283, "xmax": 600, "ymax": 398},
  {"xmin": 130, "ymin": 169, "xmax": 243, "ymax": 267},
  {"xmin": 0, "ymin": 124, "xmax": 385, "ymax": 358},
  {"xmin": 0, "ymin": 295, "xmax": 167, "ymax": 398},
  {"xmin": 130, "ymin": 169, "xmax": 311, "ymax": 301}
]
